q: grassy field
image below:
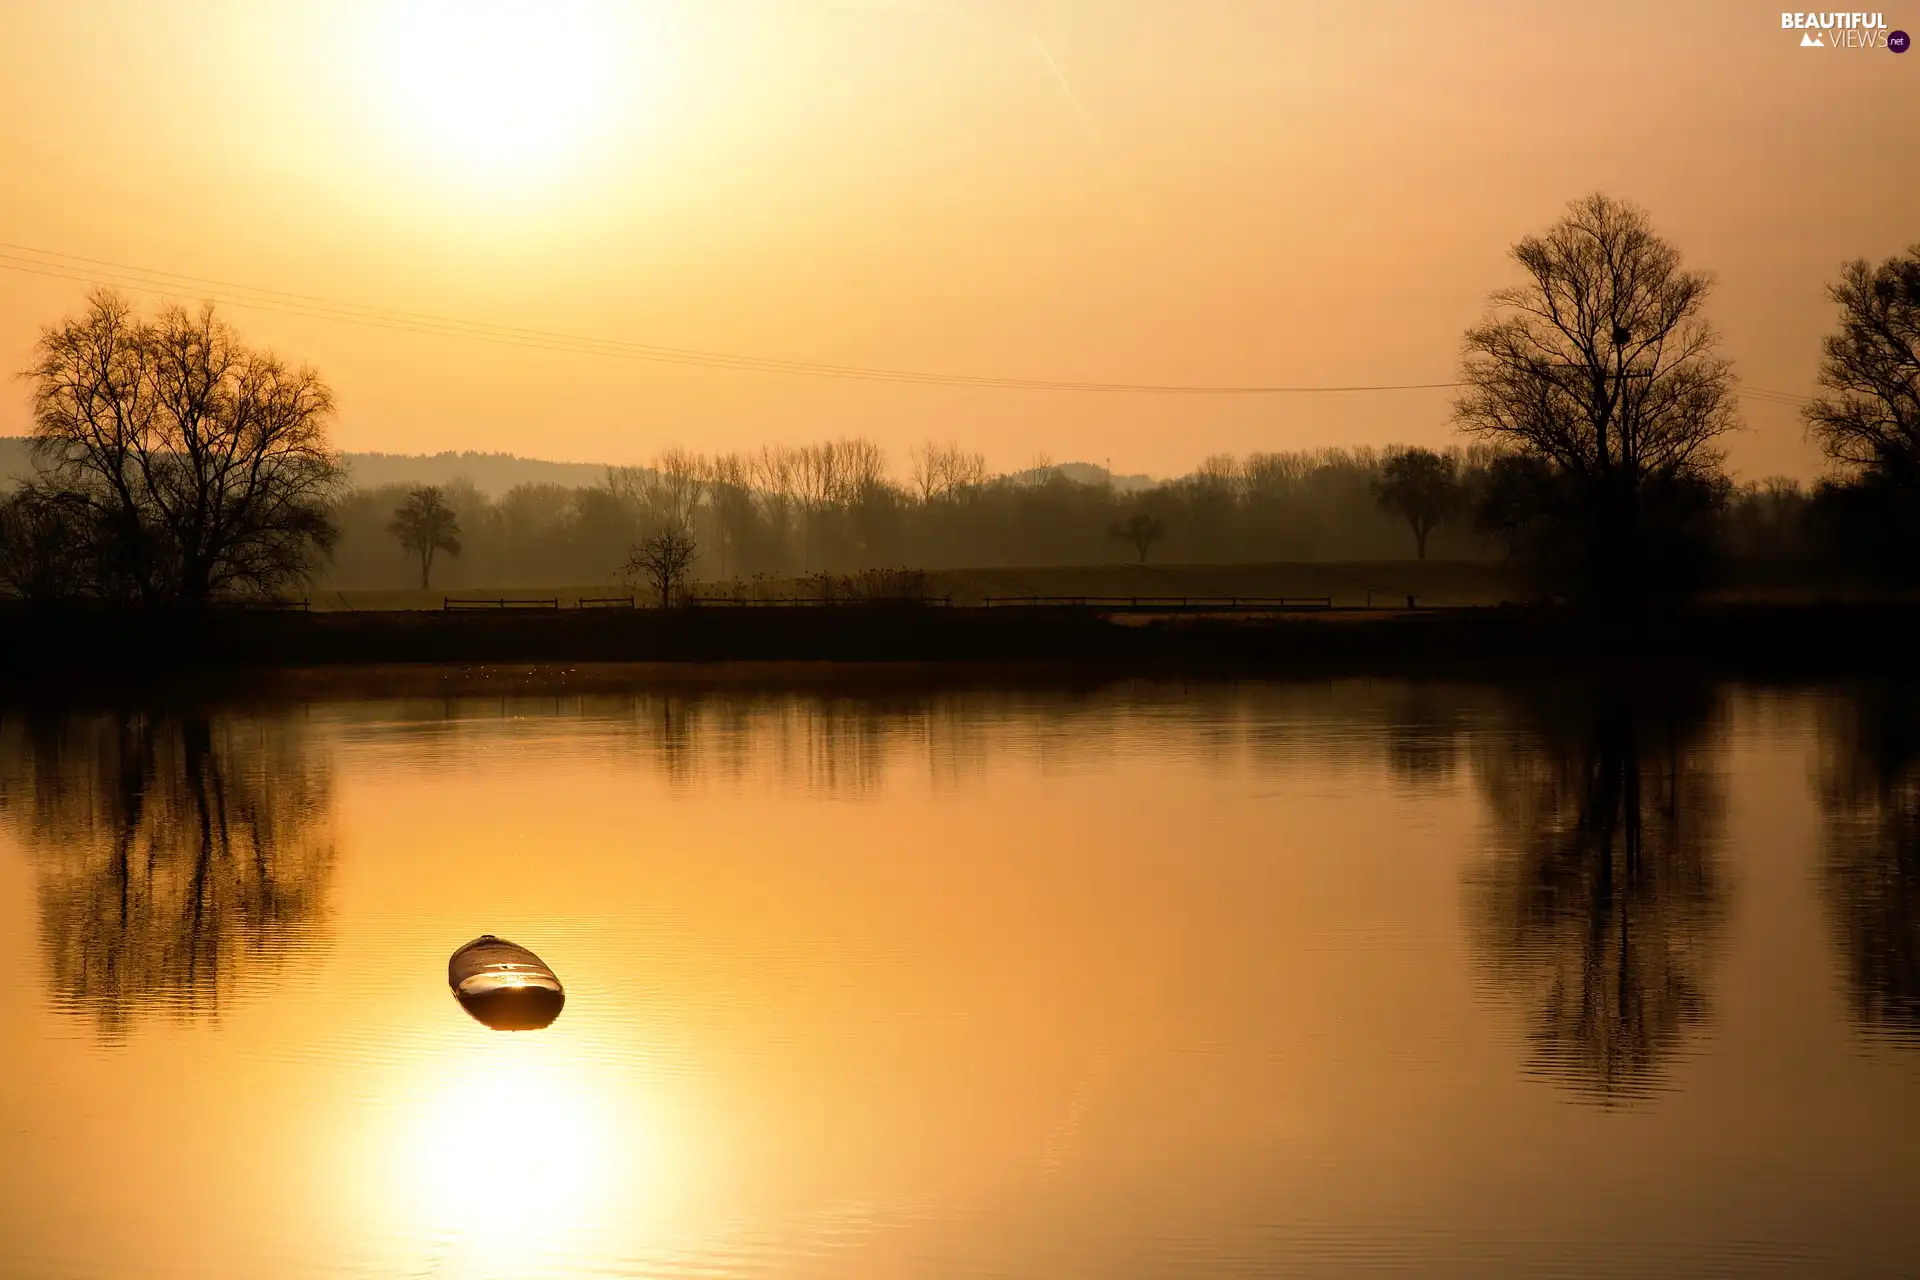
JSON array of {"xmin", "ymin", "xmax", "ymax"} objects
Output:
[{"xmin": 307, "ymin": 560, "xmax": 1521, "ymax": 611}]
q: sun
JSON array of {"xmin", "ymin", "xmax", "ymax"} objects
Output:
[{"xmin": 362, "ymin": 0, "xmax": 639, "ymax": 185}]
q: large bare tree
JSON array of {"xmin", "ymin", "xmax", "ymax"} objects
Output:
[
  {"xmin": 1803, "ymin": 246, "xmax": 1920, "ymax": 496},
  {"xmin": 1456, "ymin": 194, "xmax": 1738, "ymax": 483},
  {"xmin": 22, "ymin": 289, "xmax": 345, "ymax": 603},
  {"xmin": 1454, "ymin": 195, "xmax": 1738, "ymax": 592}
]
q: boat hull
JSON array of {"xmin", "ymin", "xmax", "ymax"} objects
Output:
[{"xmin": 448, "ymin": 935, "xmax": 566, "ymax": 1030}]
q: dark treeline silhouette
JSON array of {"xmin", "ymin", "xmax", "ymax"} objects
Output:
[
  {"xmin": 298, "ymin": 212, "xmax": 1920, "ymax": 599},
  {"xmin": 1816, "ymin": 686, "xmax": 1920, "ymax": 1043},
  {"xmin": 1453, "ymin": 197, "xmax": 1918, "ymax": 601},
  {"xmin": 314, "ymin": 448, "xmax": 1837, "ymax": 595},
  {"xmin": 4, "ymin": 209, "xmax": 1915, "ymax": 606},
  {"xmin": 0, "ymin": 709, "xmax": 337, "ymax": 1040},
  {"xmin": 318, "ymin": 443, "xmax": 1509, "ymax": 590},
  {"xmin": 1465, "ymin": 683, "xmax": 1729, "ymax": 1106}
]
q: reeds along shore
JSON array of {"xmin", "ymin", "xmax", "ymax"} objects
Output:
[{"xmin": 1, "ymin": 600, "xmax": 1917, "ymax": 683}]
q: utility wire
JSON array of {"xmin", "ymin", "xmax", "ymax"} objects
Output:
[
  {"xmin": 0, "ymin": 241, "xmax": 1820, "ymax": 405},
  {"xmin": 0, "ymin": 244, "xmax": 1458, "ymax": 393}
]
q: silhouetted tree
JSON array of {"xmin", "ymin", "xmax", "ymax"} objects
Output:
[
  {"xmin": 387, "ymin": 485, "xmax": 462, "ymax": 589},
  {"xmin": 1802, "ymin": 247, "xmax": 1920, "ymax": 575},
  {"xmin": 1455, "ymin": 195, "xmax": 1737, "ymax": 599},
  {"xmin": 909, "ymin": 441, "xmax": 989, "ymax": 505},
  {"xmin": 626, "ymin": 523, "xmax": 699, "ymax": 606},
  {"xmin": 1372, "ymin": 447, "xmax": 1463, "ymax": 559},
  {"xmin": 0, "ymin": 486, "xmax": 95, "ymax": 601},
  {"xmin": 1467, "ymin": 684, "xmax": 1728, "ymax": 1106},
  {"xmin": 1471, "ymin": 452, "xmax": 1556, "ymax": 561},
  {"xmin": 21, "ymin": 289, "xmax": 345, "ymax": 603},
  {"xmin": 1109, "ymin": 511, "xmax": 1166, "ymax": 563},
  {"xmin": 0, "ymin": 710, "xmax": 337, "ymax": 1041},
  {"xmin": 1816, "ymin": 687, "xmax": 1920, "ymax": 1041}
]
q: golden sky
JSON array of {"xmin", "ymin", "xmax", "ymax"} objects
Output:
[{"xmin": 0, "ymin": 0, "xmax": 1913, "ymax": 480}]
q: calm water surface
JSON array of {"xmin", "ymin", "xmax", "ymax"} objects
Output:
[{"xmin": 0, "ymin": 676, "xmax": 1915, "ymax": 1278}]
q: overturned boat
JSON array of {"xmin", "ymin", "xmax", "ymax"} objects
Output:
[{"xmin": 449, "ymin": 935, "xmax": 566, "ymax": 1030}]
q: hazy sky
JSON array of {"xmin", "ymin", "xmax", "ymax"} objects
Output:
[{"xmin": 0, "ymin": 0, "xmax": 1913, "ymax": 480}]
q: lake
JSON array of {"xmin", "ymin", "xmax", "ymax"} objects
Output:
[{"xmin": 0, "ymin": 674, "xmax": 1914, "ymax": 1279}]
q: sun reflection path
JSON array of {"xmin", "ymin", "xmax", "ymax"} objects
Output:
[{"xmin": 385, "ymin": 1036, "xmax": 636, "ymax": 1277}]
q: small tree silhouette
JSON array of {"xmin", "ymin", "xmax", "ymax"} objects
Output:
[
  {"xmin": 387, "ymin": 487, "xmax": 462, "ymax": 589},
  {"xmin": 625, "ymin": 524, "xmax": 699, "ymax": 606},
  {"xmin": 1372, "ymin": 447, "xmax": 1462, "ymax": 559},
  {"xmin": 1109, "ymin": 512, "xmax": 1166, "ymax": 563}
]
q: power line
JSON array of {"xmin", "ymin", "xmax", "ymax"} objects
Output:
[
  {"xmin": 0, "ymin": 241, "xmax": 1822, "ymax": 406},
  {"xmin": 0, "ymin": 243, "xmax": 1462, "ymax": 394}
]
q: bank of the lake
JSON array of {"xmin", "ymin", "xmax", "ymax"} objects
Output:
[{"xmin": 1, "ymin": 600, "xmax": 1916, "ymax": 684}]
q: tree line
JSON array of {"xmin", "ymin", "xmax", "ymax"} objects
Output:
[
  {"xmin": 2, "ymin": 195, "xmax": 1917, "ymax": 604},
  {"xmin": 326, "ymin": 441, "xmax": 1511, "ymax": 593}
]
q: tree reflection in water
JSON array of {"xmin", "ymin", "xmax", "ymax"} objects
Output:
[
  {"xmin": 0, "ymin": 710, "xmax": 335, "ymax": 1040},
  {"xmin": 1816, "ymin": 686, "xmax": 1920, "ymax": 1043},
  {"xmin": 1467, "ymin": 685, "xmax": 1728, "ymax": 1106}
]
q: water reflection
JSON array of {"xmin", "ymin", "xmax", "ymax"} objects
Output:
[
  {"xmin": 1467, "ymin": 686, "xmax": 1729, "ymax": 1106},
  {"xmin": 0, "ymin": 710, "xmax": 336, "ymax": 1039},
  {"xmin": 1816, "ymin": 686, "xmax": 1920, "ymax": 1042},
  {"xmin": 321, "ymin": 678, "xmax": 1509, "ymax": 801},
  {"xmin": 388, "ymin": 1040, "xmax": 625, "ymax": 1276}
]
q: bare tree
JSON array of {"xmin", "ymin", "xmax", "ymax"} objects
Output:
[
  {"xmin": 1804, "ymin": 246, "xmax": 1920, "ymax": 497},
  {"xmin": 752, "ymin": 444, "xmax": 799, "ymax": 569},
  {"xmin": 0, "ymin": 487, "xmax": 95, "ymax": 601},
  {"xmin": 1109, "ymin": 511, "xmax": 1166, "ymax": 563},
  {"xmin": 838, "ymin": 438, "xmax": 889, "ymax": 501},
  {"xmin": 948, "ymin": 446, "xmax": 988, "ymax": 495},
  {"xmin": 650, "ymin": 447, "xmax": 709, "ymax": 529},
  {"xmin": 1193, "ymin": 453, "xmax": 1241, "ymax": 497},
  {"xmin": 910, "ymin": 441, "xmax": 990, "ymax": 504},
  {"xmin": 387, "ymin": 486, "xmax": 462, "ymax": 588},
  {"xmin": 22, "ymin": 289, "xmax": 345, "ymax": 603},
  {"xmin": 1372, "ymin": 447, "xmax": 1463, "ymax": 559},
  {"xmin": 1454, "ymin": 196, "xmax": 1737, "ymax": 592},
  {"xmin": 795, "ymin": 440, "xmax": 849, "ymax": 568},
  {"xmin": 608, "ymin": 448, "xmax": 708, "ymax": 533},
  {"xmin": 909, "ymin": 442, "xmax": 945, "ymax": 505},
  {"xmin": 704, "ymin": 451, "xmax": 758, "ymax": 578},
  {"xmin": 625, "ymin": 524, "xmax": 699, "ymax": 606}
]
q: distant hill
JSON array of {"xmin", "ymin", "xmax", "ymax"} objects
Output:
[
  {"xmin": 337, "ymin": 450, "xmax": 611, "ymax": 496},
  {"xmin": 0, "ymin": 439, "xmax": 1161, "ymax": 498},
  {"xmin": 0, "ymin": 437, "xmax": 28, "ymax": 489},
  {"xmin": 0, "ymin": 439, "xmax": 610, "ymax": 498},
  {"xmin": 1049, "ymin": 461, "xmax": 1158, "ymax": 493}
]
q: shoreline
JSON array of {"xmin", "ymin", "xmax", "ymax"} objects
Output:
[{"xmin": 1, "ymin": 601, "xmax": 1916, "ymax": 695}]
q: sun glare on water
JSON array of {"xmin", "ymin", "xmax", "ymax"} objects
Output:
[
  {"xmin": 361, "ymin": 0, "xmax": 649, "ymax": 186},
  {"xmin": 389, "ymin": 1041, "xmax": 625, "ymax": 1269}
]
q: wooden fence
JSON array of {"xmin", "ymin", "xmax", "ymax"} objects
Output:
[
  {"xmin": 683, "ymin": 595, "xmax": 1336, "ymax": 613},
  {"xmin": 442, "ymin": 597, "xmax": 561, "ymax": 611}
]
